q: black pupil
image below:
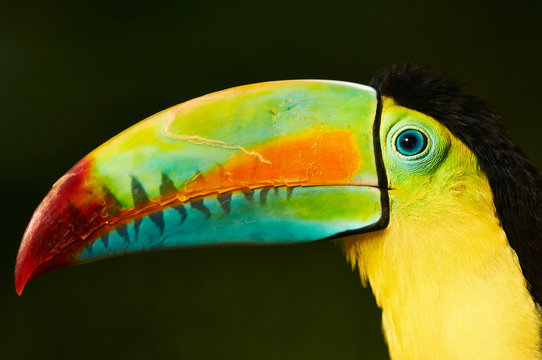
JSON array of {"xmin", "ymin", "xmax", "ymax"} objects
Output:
[{"xmin": 400, "ymin": 134, "xmax": 418, "ymax": 150}]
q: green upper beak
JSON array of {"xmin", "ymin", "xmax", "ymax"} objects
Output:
[{"xmin": 15, "ymin": 80, "xmax": 389, "ymax": 294}]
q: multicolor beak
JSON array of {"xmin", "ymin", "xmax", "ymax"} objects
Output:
[{"xmin": 15, "ymin": 80, "xmax": 389, "ymax": 294}]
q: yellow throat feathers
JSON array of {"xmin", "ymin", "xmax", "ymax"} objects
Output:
[{"xmin": 343, "ymin": 174, "xmax": 542, "ymax": 359}]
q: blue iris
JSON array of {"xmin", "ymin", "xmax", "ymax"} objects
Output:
[{"xmin": 395, "ymin": 129, "xmax": 428, "ymax": 156}]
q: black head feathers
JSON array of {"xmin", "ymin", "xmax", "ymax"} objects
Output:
[{"xmin": 370, "ymin": 64, "xmax": 542, "ymax": 305}]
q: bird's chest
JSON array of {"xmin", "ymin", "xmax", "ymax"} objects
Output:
[{"xmin": 376, "ymin": 247, "xmax": 542, "ymax": 360}]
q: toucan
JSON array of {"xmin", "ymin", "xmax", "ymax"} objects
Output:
[{"xmin": 15, "ymin": 64, "xmax": 542, "ymax": 359}]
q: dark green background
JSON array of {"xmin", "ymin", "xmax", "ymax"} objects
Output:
[{"xmin": 2, "ymin": 1, "xmax": 541, "ymax": 359}]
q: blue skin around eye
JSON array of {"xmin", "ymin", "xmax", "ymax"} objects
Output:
[{"xmin": 396, "ymin": 129, "xmax": 427, "ymax": 156}]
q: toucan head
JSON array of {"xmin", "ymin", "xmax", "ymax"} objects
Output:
[{"xmin": 15, "ymin": 65, "xmax": 542, "ymax": 316}]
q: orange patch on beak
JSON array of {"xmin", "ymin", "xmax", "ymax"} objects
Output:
[{"xmin": 181, "ymin": 129, "xmax": 362, "ymax": 195}]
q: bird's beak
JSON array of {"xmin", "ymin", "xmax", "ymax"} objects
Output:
[{"xmin": 15, "ymin": 80, "xmax": 389, "ymax": 295}]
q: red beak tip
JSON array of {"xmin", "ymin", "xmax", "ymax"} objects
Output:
[
  {"xmin": 14, "ymin": 271, "xmax": 28, "ymax": 296},
  {"xmin": 15, "ymin": 284, "xmax": 25, "ymax": 296},
  {"xmin": 14, "ymin": 257, "xmax": 32, "ymax": 296}
]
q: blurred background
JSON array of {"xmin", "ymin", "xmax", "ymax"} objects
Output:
[{"xmin": 1, "ymin": 1, "xmax": 541, "ymax": 359}]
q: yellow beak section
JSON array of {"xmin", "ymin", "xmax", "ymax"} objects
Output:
[{"xmin": 15, "ymin": 80, "xmax": 388, "ymax": 294}]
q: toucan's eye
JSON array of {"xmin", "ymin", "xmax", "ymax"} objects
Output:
[{"xmin": 395, "ymin": 129, "xmax": 428, "ymax": 156}]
